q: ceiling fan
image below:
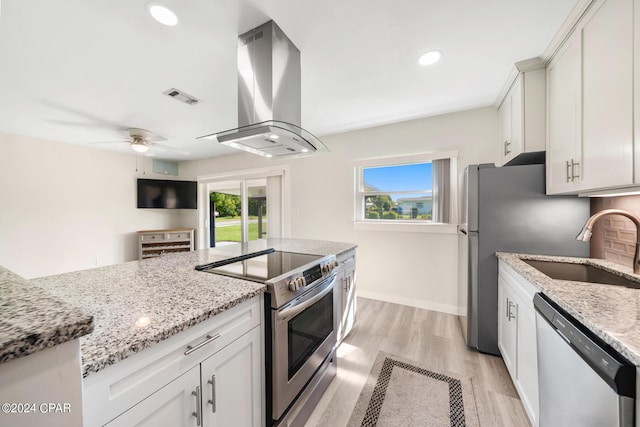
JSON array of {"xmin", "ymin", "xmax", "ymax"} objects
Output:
[{"xmin": 90, "ymin": 128, "xmax": 189, "ymax": 156}]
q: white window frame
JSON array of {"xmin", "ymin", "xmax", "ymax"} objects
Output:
[{"xmin": 353, "ymin": 151, "xmax": 458, "ymax": 234}]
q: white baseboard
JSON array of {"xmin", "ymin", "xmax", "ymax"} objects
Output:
[{"xmin": 357, "ymin": 290, "xmax": 463, "ymax": 316}]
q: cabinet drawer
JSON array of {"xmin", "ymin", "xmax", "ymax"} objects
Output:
[
  {"xmin": 166, "ymin": 232, "xmax": 192, "ymax": 242},
  {"xmin": 83, "ymin": 295, "xmax": 262, "ymax": 427},
  {"xmin": 140, "ymin": 233, "xmax": 165, "ymax": 242}
]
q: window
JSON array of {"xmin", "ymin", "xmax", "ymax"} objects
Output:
[{"xmin": 355, "ymin": 153, "xmax": 454, "ymax": 224}]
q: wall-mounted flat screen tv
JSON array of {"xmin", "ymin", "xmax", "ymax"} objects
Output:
[{"xmin": 137, "ymin": 179, "xmax": 197, "ymax": 209}]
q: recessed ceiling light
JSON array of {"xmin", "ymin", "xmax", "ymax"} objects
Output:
[
  {"xmin": 269, "ymin": 134, "xmax": 279, "ymax": 140},
  {"xmin": 148, "ymin": 4, "xmax": 178, "ymax": 26},
  {"xmin": 418, "ymin": 50, "xmax": 442, "ymax": 66}
]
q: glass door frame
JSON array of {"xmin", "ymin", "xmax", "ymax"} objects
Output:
[{"xmin": 195, "ymin": 166, "xmax": 290, "ymax": 250}]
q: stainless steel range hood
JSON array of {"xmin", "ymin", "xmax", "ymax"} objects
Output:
[{"xmin": 200, "ymin": 21, "xmax": 327, "ymax": 158}]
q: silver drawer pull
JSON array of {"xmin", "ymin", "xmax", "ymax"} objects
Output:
[{"xmin": 184, "ymin": 333, "xmax": 220, "ymax": 356}]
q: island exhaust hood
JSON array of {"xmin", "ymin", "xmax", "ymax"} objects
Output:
[{"xmin": 199, "ymin": 20, "xmax": 327, "ymax": 158}]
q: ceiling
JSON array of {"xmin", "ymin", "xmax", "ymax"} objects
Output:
[{"xmin": 0, "ymin": 0, "xmax": 577, "ymax": 160}]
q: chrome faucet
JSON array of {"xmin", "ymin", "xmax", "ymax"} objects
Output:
[{"xmin": 576, "ymin": 208, "xmax": 640, "ymax": 274}]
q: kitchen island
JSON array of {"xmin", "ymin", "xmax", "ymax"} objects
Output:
[
  {"xmin": 1, "ymin": 238, "xmax": 355, "ymax": 427},
  {"xmin": 0, "ymin": 267, "xmax": 94, "ymax": 427}
]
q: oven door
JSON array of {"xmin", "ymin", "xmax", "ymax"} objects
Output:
[{"xmin": 271, "ymin": 273, "xmax": 338, "ymax": 420}]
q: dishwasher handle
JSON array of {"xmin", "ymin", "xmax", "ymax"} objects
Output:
[{"xmin": 533, "ymin": 293, "xmax": 636, "ymax": 398}]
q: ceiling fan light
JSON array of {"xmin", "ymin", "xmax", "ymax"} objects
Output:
[{"xmin": 131, "ymin": 142, "xmax": 150, "ymax": 153}]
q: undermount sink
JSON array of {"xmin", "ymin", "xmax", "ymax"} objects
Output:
[{"xmin": 523, "ymin": 259, "xmax": 640, "ymax": 289}]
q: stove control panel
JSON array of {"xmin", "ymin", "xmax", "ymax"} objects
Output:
[
  {"xmin": 286, "ymin": 258, "xmax": 339, "ymax": 292},
  {"xmin": 270, "ymin": 254, "xmax": 339, "ymax": 309}
]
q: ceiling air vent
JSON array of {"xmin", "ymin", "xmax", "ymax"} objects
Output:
[{"xmin": 163, "ymin": 88, "xmax": 200, "ymax": 106}]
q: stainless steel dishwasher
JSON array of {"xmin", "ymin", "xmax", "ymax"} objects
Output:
[{"xmin": 534, "ymin": 293, "xmax": 636, "ymax": 427}]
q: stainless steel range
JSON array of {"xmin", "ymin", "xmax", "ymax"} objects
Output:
[{"xmin": 197, "ymin": 248, "xmax": 340, "ymax": 427}]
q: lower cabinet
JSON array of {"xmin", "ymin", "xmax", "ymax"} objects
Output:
[
  {"xmin": 337, "ymin": 249, "xmax": 357, "ymax": 343},
  {"xmin": 106, "ymin": 327, "xmax": 262, "ymax": 427},
  {"xmin": 83, "ymin": 296, "xmax": 264, "ymax": 427},
  {"xmin": 498, "ymin": 261, "xmax": 539, "ymax": 427},
  {"xmin": 201, "ymin": 327, "xmax": 262, "ymax": 427}
]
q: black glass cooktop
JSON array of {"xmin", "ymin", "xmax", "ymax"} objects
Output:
[{"xmin": 200, "ymin": 250, "xmax": 323, "ymax": 283}]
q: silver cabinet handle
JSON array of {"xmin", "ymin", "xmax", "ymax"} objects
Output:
[
  {"xmin": 504, "ymin": 140, "xmax": 511, "ymax": 155},
  {"xmin": 184, "ymin": 334, "xmax": 221, "ymax": 356},
  {"xmin": 567, "ymin": 159, "xmax": 580, "ymax": 182},
  {"xmin": 207, "ymin": 375, "xmax": 216, "ymax": 413},
  {"xmin": 571, "ymin": 159, "xmax": 580, "ymax": 180},
  {"xmin": 508, "ymin": 301, "xmax": 517, "ymax": 321},
  {"xmin": 192, "ymin": 386, "xmax": 202, "ymax": 426}
]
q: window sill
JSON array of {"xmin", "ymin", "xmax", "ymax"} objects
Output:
[{"xmin": 353, "ymin": 221, "xmax": 458, "ymax": 234}]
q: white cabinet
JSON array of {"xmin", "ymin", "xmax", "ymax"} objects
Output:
[
  {"xmin": 337, "ymin": 249, "xmax": 356, "ymax": 343},
  {"xmin": 581, "ymin": 0, "xmax": 633, "ymax": 190},
  {"xmin": 105, "ymin": 367, "xmax": 200, "ymax": 427},
  {"xmin": 83, "ymin": 296, "xmax": 263, "ymax": 427},
  {"xmin": 497, "ymin": 278, "xmax": 516, "ymax": 374},
  {"xmin": 497, "ymin": 65, "xmax": 545, "ymax": 166},
  {"xmin": 138, "ymin": 228, "xmax": 195, "ymax": 260},
  {"xmin": 498, "ymin": 261, "xmax": 539, "ymax": 427},
  {"xmin": 201, "ymin": 327, "xmax": 262, "ymax": 427},
  {"xmin": 546, "ymin": 0, "xmax": 634, "ymax": 195},
  {"xmin": 546, "ymin": 30, "xmax": 581, "ymax": 195}
]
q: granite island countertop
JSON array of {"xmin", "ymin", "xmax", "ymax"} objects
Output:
[
  {"xmin": 497, "ymin": 252, "xmax": 640, "ymax": 366},
  {"xmin": 29, "ymin": 238, "xmax": 356, "ymax": 377},
  {"xmin": 0, "ymin": 267, "xmax": 94, "ymax": 365}
]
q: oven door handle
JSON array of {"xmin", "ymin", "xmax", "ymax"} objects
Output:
[{"xmin": 277, "ymin": 276, "xmax": 336, "ymax": 321}]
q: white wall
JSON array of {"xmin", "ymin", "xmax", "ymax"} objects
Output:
[
  {"xmin": 0, "ymin": 133, "xmax": 191, "ymax": 278},
  {"xmin": 180, "ymin": 107, "xmax": 498, "ymax": 314}
]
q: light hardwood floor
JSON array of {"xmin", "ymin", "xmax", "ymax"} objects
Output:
[{"xmin": 305, "ymin": 297, "xmax": 530, "ymax": 427}]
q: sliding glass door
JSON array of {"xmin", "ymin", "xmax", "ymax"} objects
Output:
[{"xmin": 200, "ymin": 170, "xmax": 284, "ymax": 248}]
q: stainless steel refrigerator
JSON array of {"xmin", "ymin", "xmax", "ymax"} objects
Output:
[{"xmin": 459, "ymin": 162, "xmax": 590, "ymax": 356}]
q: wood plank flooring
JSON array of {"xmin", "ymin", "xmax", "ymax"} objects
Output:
[{"xmin": 304, "ymin": 297, "xmax": 530, "ymax": 427}]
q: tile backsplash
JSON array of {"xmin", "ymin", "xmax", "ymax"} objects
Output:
[{"xmin": 590, "ymin": 195, "xmax": 640, "ymax": 268}]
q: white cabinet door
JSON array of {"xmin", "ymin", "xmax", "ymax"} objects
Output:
[
  {"xmin": 516, "ymin": 293, "xmax": 539, "ymax": 427},
  {"xmin": 201, "ymin": 327, "xmax": 262, "ymax": 427},
  {"xmin": 580, "ymin": 0, "xmax": 633, "ymax": 190},
  {"xmin": 105, "ymin": 366, "xmax": 200, "ymax": 427},
  {"xmin": 498, "ymin": 68, "xmax": 545, "ymax": 166},
  {"xmin": 509, "ymin": 76, "xmax": 524, "ymax": 162},
  {"xmin": 337, "ymin": 252, "xmax": 357, "ymax": 343},
  {"xmin": 499, "ymin": 87, "xmax": 514, "ymax": 164},
  {"xmin": 546, "ymin": 30, "xmax": 581, "ymax": 194},
  {"xmin": 497, "ymin": 276, "xmax": 516, "ymax": 376},
  {"xmin": 498, "ymin": 262, "xmax": 539, "ymax": 427}
]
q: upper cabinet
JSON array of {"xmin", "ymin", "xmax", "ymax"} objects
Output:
[
  {"xmin": 581, "ymin": 0, "xmax": 633, "ymax": 190},
  {"xmin": 546, "ymin": 31, "xmax": 582, "ymax": 194},
  {"xmin": 546, "ymin": 0, "xmax": 634, "ymax": 195},
  {"xmin": 497, "ymin": 64, "xmax": 546, "ymax": 166}
]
